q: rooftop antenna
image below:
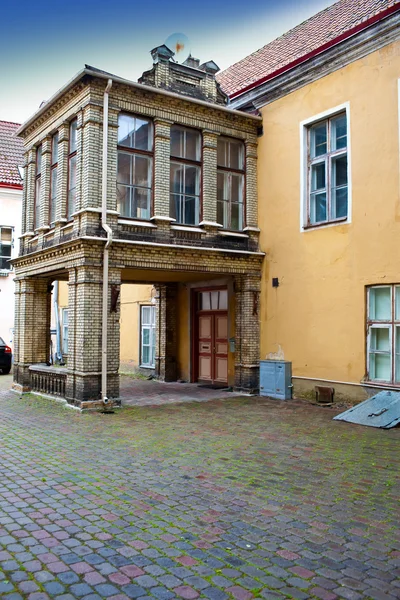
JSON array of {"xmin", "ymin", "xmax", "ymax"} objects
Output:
[{"xmin": 165, "ymin": 33, "xmax": 191, "ymax": 63}]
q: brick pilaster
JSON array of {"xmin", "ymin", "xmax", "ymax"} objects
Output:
[
  {"xmin": 153, "ymin": 119, "xmax": 173, "ymax": 223},
  {"xmin": 201, "ymin": 131, "xmax": 218, "ymax": 225},
  {"xmin": 155, "ymin": 283, "xmax": 177, "ymax": 381},
  {"xmin": 245, "ymin": 138, "xmax": 258, "ymax": 228},
  {"xmin": 12, "ymin": 277, "xmax": 52, "ymax": 391},
  {"xmin": 65, "ymin": 265, "xmax": 121, "ymax": 404},
  {"xmin": 234, "ymin": 273, "xmax": 261, "ymax": 392}
]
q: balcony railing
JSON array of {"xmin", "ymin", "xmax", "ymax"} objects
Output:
[
  {"xmin": 21, "ymin": 222, "xmax": 259, "ymax": 255},
  {"xmin": 29, "ymin": 364, "xmax": 67, "ymax": 398}
]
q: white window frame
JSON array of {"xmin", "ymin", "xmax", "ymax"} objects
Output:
[
  {"xmin": 300, "ymin": 102, "xmax": 351, "ymax": 231},
  {"xmin": 62, "ymin": 308, "xmax": 68, "ymax": 355},
  {"xmin": 0, "ymin": 226, "xmax": 14, "ymax": 272},
  {"xmin": 140, "ymin": 305, "xmax": 156, "ymax": 368},
  {"xmin": 367, "ymin": 285, "xmax": 400, "ymax": 385}
]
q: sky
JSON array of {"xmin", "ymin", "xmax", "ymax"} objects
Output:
[{"xmin": 1, "ymin": 0, "xmax": 336, "ymax": 125}]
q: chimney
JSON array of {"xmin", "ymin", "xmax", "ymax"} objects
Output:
[
  {"xmin": 150, "ymin": 45, "xmax": 175, "ymax": 64},
  {"xmin": 138, "ymin": 45, "xmax": 227, "ymax": 105},
  {"xmin": 183, "ymin": 55, "xmax": 200, "ymax": 69}
]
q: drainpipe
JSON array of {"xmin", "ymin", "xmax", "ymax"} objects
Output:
[
  {"xmin": 53, "ymin": 280, "xmax": 63, "ymax": 364},
  {"xmin": 101, "ymin": 78, "xmax": 113, "ymax": 404}
]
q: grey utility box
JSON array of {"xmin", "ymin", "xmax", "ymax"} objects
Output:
[{"xmin": 259, "ymin": 360, "xmax": 292, "ymax": 400}]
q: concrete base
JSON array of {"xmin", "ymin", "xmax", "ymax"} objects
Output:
[{"xmin": 293, "ymin": 377, "xmax": 399, "ymax": 405}]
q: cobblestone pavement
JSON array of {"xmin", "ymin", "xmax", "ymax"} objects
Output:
[
  {"xmin": 120, "ymin": 377, "xmax": 241, "ymax": 406},
  {"xmin": 0, "ymin": 378, "xmax": 399, "ymax": 600}
]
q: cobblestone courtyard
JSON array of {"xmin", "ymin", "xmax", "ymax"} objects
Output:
[{"xmin": 0, "ymin": 375, "xmax": 399, "ymax": 600}]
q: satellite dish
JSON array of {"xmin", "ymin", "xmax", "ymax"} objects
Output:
[{"xmin": 165, "ymin": 33, "xmax": 191, "ymax": 63}]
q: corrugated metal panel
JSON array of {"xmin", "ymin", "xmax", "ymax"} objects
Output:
[{"xmin": 333, "ymin": 391, "xmax": 400, "ymax": 428}]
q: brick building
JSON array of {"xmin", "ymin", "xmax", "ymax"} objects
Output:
[
  {"xmin": 13, "ymin": 48, "xmax": 263, "ymax": 407},
  {"xmin": 0, "ymin": 121, "xmax": 24, "ymax": 350}
]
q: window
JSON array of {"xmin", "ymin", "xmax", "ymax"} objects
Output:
[
  {"xmin": 62, "ymin": 308, "xmax": 68, "ymax": 355},
  {"xmin": 34, "ymin": 145, "xmax": 42, "ymax": 229},
  {"xmin": 49, "ymin": 132, "xmax": 58, "ymax": 224},
  {"xmin": 0, "ymin": 227, "xmax": 13, "ymax": 271},
  {"xmin": 198, "ymin": 289, "xmax": 228, "ymax": 311},
  {"xmin": 307, "ymin": 112, "xmax": 348, "ymax": 226},
  {"xmin": 67, "ymin": 120, "xmax": 77, "ymax": 220},
  {"xmin": 140, "ymin": 305, "xmax": 156, "ymax": 368},
  {"xmin": 217, "ymin": 137, "xmax": 245, "ymax": 231},
  {"xmin": 117, "ymin": 114, "xmax": 153, "ymax": 220},
  {"xmin": 170, "ymin": 126, "xmax": 201, "ymax": 225},
  {"xmin": 367, "ymin": 285, "xmax": 400, "ymax": 384}
]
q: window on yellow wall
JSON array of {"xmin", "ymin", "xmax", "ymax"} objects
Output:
[
  {"xmin": 140, "ymin": 305, "xmax": 156, "ymax": 368},
  {"xmin": 367, "ymin": 285, "xmax": 400, "ymax": 384},
  {"xmin": 307, "ymin": 112, "xmax": 348, "ymax": 226}
]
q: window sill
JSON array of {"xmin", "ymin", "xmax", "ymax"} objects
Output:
[
  {"xmin": 303, "ymin": 217, "xmax": 348, "ymax": 231},
  {"xmin": 60, "ymin": 223, "xmax": 74, "ymax": 232},
  {"xmin": 0, "ymin": 270, "xmax": 11, "ymax": 277},
  {"xmin": 139, "ymin": 365, "xmax": 156, "ymax": 369},
  {"xmin": 364, "ymin": 380, "xmax": 400, "ymax": 389},
  {"xmin": 118, "ymin": 218, "xmax": 157, "ymax": 228},
  {"xmin": 171, "ymin": 225, "xmax": 203, "ymax": 233},
  {"xmin": 218, "ymin": 230, "xmax": 249, "ymax": 238}
]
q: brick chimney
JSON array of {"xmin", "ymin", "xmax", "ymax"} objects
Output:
[{"xmin": 138, "ymin": 45, "xmax": 227, "ymax": 105}]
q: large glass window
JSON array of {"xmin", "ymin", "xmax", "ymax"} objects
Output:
[
  {"xmin": 34, "ymin": 145, "xmax": 42, "ymax": 229},
  {"xmin": 217, "ymin": 137, "xmax": 245, "ymax": 231},
  {"xmin": 0, "ymin": 227, "xmax": 13, "ymax": 271},
  {"xmin": 140, "ymin": 305, "xmax": 156, "ymax": 368},
  {"xmin": 49, "ymin": 132, "xmax": 58, "ymax": 224},
  {"xmin": 170, "ymin": 126, "xmax": 201, "ymax": 225},
  {"xmin": 117, "ymin": 114, "xmax": 153, "ymax": 220},
  {"xmin": 367, "ymin": 285, "xmax": 400, "ymax": 384},
  {"xmin": 67, "ymin": 120, "xmax": 77, "ymax": 220},
  {"xmin": 308, "ymin": 113, "xmax": 348, "ymax": 226}
]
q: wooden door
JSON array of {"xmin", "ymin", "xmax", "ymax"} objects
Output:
[{"xmin": 197, "ymin": 312, "xmax": 228, "ymax": 385}]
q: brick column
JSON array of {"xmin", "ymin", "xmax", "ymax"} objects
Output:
[
  {"xmin": 200, "ymin": 131, "xmax": 221, "ymax": 237},
  {"xmin": 13, "ymin": 277, "xmax": 51, "ymax": 392},
  {"xmin": 155, "ymin": 283, "xmax": 177, "ymax": 381},
  {"xmin": 65, "ymin": 265, "xmax": 121, "ymax": 405},
  {"xmin": 37, "ymin": 136, "xmax": 52, "ymax": 247},
  {"xmin": 25, "ymin": 149, "xmax": 36, "ymax": 234},
  {"xmin": 54, "ymin": 123, "xmax": 70, "ymax": 241},
  {"xmin": 152, "ymin": 118, "xmax": 174, "ymax": 234},
  {"xmin": 81, "ymin": 106, "xmax": 102, "ymax": 211},
  {"xmin": 234, "ymin": 273, "xmax": 261, "ymax": 393},
  {"xmin": 243, "ymin": 136, "xmax": 258, "ymax": 225}
]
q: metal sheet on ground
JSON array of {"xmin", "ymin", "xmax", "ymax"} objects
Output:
[{"xmin": 333, "ymin": 391, "xmax": 400, "ymax": 428}]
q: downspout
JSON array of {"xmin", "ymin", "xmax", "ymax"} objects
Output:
[
  {"xmin": 53, "ymin": 280, "xmax": 63, "ymax": 364},
  {"xmin": 101, "ymin": 78, "xmax": 113, "ymax": 404}
]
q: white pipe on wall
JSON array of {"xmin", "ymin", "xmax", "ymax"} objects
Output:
[{"xmin": 101, "ymin": 78, "xmax": 113, "ymax": 404}]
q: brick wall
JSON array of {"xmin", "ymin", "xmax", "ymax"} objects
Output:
[{"xmin": 14, "ymin": 71, "xmax": 263, "ymax": 406}]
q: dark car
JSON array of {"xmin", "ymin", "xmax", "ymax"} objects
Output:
[{"xmin": 0, "ymin": 337, "xmax": 12, "ymax": 374}]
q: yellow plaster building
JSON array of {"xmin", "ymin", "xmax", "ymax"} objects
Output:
[{"xmin": 219, "ymin": 0, "xmax": 400, "ymax": 401}]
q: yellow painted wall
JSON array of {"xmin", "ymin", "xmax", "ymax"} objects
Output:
[
  {"xmin": 258, "ymin": 41, "xmax": 400, "ymax": 388},
  {"xmin": 120, "ymin": 284, "xmax": 153, "ymax": 371},
  {"xmin": 177, "ymin": 284, "xmax": 190, "ymax": 382},
  {"xmin": 58, "ymin": 281, "xmax": 68, "ymax": 308}
]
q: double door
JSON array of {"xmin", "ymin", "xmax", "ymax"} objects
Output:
[{"xmin": 197, "ymin": 312, "xmax": 228, "ymax": 385}]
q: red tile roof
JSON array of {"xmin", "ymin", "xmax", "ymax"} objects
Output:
[
  {"xmin": 217, "ymin": 0, "xmax": 400, "ymax": 98},
  {"xmin": 0, "ymin": 121, "xmax": 24, "ymax": 187}
]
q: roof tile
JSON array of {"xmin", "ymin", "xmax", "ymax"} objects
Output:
[
  {"xmin": 217, "ymin": 0, "xmax": 400, "ymax": 97},
  {"xmin": 0, "ymin": 120, "xmax": 24, "ymax": 186}
]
